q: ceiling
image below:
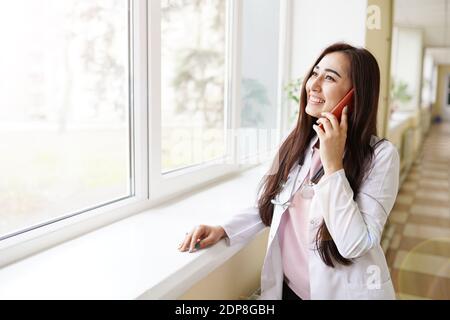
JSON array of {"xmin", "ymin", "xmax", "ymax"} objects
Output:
[{"xmin": 395, "ymin": 0, "xmax": 450, "ymax": 64}]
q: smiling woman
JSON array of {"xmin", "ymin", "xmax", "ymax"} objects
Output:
[{"xmin": 180, "ymin": 42, "xmax": 401, "ymax": 300}]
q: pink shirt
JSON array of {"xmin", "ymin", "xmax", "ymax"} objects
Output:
[{"xmin": 278, "ymin": 147, "xmax": 322, "ymax": 300}]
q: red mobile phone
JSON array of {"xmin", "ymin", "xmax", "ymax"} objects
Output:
[{"xmin": 318, "ymin": 88, "xmax": 354, "ymax": 129}]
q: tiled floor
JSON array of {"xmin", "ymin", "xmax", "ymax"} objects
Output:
[{"xmin": 383, "ymin": 121, "xmax": 450, "ymax": 300}]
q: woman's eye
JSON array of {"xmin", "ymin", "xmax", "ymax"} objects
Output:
[
  {"xmin": 311, "ymin": 71, "xmax": 318, "ymax": 77},
  {"xmin": 325, "ymin": 75, "xmax": 335, "ymax": 81}
]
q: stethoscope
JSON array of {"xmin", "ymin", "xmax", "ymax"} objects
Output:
[{"xmin": 270, "ymin": 155, "xmax": 324, "ymax": 210}]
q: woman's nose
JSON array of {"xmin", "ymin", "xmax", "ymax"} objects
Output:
[{"xmin": 310, "ymin": 77, "xmax": 322, "ymax": 92}]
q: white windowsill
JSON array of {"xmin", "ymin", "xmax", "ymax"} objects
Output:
[
  {"xmin": 389, "ymin": 110, "xmax": 415, "ymax": 129},
  {"xmin": 0, "ymin": 164, "xmax": 268, "ymax": 299}
]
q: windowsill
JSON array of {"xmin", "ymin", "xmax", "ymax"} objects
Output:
[
  {"xmin": 0, "ymin": 164, "xmax": 269, "ymax": 299},
  {"xmin": 388, "ymin": 110, "xmax": 416, "ymax": 139},
  {"xmin": 389, "ymin": 110, "xmax": 415, "ymax": 128}
]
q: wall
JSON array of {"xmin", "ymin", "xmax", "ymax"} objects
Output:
[
  {"xmin": 365, "ymin": 0, "xmax": 393, "ymax": 138},
  {"xmin": 289, "ymin": 0, "xmax": 367, "ymax": 78},
  {"xmin": 434, "ymin": 65, "xmax": 450, "ymax": 121}
]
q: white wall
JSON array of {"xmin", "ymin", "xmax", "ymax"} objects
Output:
[{"xmin": 289, "ymin": 0, "xmax": 367, "ymax": 81}]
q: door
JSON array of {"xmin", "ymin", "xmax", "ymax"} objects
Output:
[{"xmin": 443, "ymin": 74, "xmax": 450, "ymax": 121}]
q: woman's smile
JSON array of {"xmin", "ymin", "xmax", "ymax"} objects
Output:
[{"xmin": 308, "ymin": 95, "xmax": 325, "ymax": 105}]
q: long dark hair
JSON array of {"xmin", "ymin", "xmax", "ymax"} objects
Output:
[{"xmin": 257, "ymin": 42, "xmax": 384, "ymax": 267}]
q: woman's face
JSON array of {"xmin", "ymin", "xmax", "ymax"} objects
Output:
[{"xmin": 305, "ymin": 52, "xmax": 353, "ymax": 118}]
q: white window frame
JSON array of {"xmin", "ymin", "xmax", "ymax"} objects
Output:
[
  {"xmin": 0, "ymin": 0, "xmax": 150, "ymax": 267},
  {"xmin": 0, "ymin": 0, "xmax": 290, "ymax": 268},
  {"xmin": 278, "ymin": 0, "xmax": 294, "ymax": 138},
  {"xmin": 149, "ymin": 0, "xmax": 292, "ymax": 204},
  {"xmin": 148, "ymin": 0, "xmax": 242, "ymax": 204}
]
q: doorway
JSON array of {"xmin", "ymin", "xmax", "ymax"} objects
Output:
[{"xmin": 443, "ymin": 74, "xmax": 450, "ymax": 121}]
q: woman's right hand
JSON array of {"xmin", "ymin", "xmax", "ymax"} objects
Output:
[{"xmin": 178, "ymin": 225, "xmax": 227, "ymax": 253}]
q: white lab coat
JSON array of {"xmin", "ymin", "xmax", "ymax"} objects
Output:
[{"xmin": 221, "ymin": 135, "xmax": 400, "ymax": 300}]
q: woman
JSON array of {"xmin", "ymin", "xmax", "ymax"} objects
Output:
[{"xmin": 178, "ymin": 42, "xmax": 399, "ymax": 300}]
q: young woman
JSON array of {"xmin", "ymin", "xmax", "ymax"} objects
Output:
[{"xmin": 178, "ymin": 42, "xmax": 400, "ymax": 300}]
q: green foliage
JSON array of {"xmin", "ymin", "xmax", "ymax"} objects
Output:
[
  {"xmin": 390, "ymin": 78, "xmax": 413, "ymax": 104},
  {"xmin": 389, "ymin": 77, "xmax": 413, "ymax": 115},
  {"xmin": 284, "ymin": 77, "xmax": 303, "ymax": 126},
  {"xmin": 284, "ymin": 77, "xmax": 303, "ymax": 105}
]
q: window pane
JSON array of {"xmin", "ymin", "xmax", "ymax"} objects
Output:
[
  {"xmin": 161, "ymin": 0, "xmax": 228, "ymax": 172},
  {"xmin": 239, "ymin": 0, "xmax": 280, "ymax": 160},
  {"xmin": 241, "ymin": 0, "xmax": 280, "ymax": 130},
  {"xmin": 0, "ymin": 0, "xmax": 132, "ymax": 238}
]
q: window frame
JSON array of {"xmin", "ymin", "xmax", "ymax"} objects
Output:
[
  {"xmin": 0, "ymin": 0, "xmax": 149, "ymax": 267},
  {"xmin": 148, "ymin": 0, "xmax": 242, "ymax": 204},
  {"xmin": 0, "ymin": 0, "xmax": 291, "ymax": 268}
]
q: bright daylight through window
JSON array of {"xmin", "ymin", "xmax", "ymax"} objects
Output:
[
  {"xmin": 0, "ymin": 0, "xmax": 132, "ymax": 240},
  {"xmin": 161, "ymin": 0, "xmax": 228, "ymax": 172}
]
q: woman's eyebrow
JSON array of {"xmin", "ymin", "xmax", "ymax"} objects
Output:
[{"xmin": 313, "ymin": 65, "xmax": 342, "ymax": 78}]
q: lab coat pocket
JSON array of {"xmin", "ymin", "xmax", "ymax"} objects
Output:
[{"xmin": 346, "ymin": 278, "xmax": 395, "ymax": 300}]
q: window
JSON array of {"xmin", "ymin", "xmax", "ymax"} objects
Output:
[
  {"xmin": 0, "ymin": 0, "xmax": 133, "ymax": 240},
  {"xmin": 389, "ymin": 26, "xmax": 423, "ymax": 113},
  {"xmin": 0, "ymin": 0, "xmax": 287, "ymax": 263},
  {"xmin": 239, "ymin": 0, "xmax": 282, "ymax": 161},
  {"xmin": 161, "ymin": 0, "xmax": 229, "ymax": 173}
]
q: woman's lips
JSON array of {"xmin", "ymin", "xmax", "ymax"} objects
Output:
[{"xmin": 309, "ymin": 97, "xmax": 325, "ymax": 104}]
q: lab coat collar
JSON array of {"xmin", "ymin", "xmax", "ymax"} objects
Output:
[{"xmin": 308, "ymin": 134, "xmax": 320, "ymax": 153}]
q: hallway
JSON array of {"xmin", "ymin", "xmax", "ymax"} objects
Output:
[{"xmin": 385, "ymin": 121, "xmax": 450, "ymax": 299}]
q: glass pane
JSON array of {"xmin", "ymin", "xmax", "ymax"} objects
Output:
[
  {"xmin": 161, "ymin": 0, "xmax": 227, "ymax": 172},
  {"xmin": 0, "ymin": 0, "xmax": 131, "ymax": 238},
  {"xmin": 241, "ymin": 0, "xmax": 279, "ymax": 130},
  {"xmin": 239, "ymin": 0, "xmax": 280, "ymax": 161}
]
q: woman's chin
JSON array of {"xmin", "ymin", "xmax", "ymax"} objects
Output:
[{"xmin": 305, "ymin": 105, "xmax": 321, "ymax": 118}]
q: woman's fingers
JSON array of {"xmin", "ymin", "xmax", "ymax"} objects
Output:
[
  {"xmin": 179, "ymin": 225, "xmax": 224, "ymax": 252},
  {"xmin": 178, "ymin": 231, "xmax": 192, "ymax": 252},
  {"xmin": 189, "ymin": 225, "xmax": 206, "ymax": 252},
  {"xmin": 198, "ymin": 231, "xmax": 218, "ymax": 250},
  {"xmin": 312, "ymin": 123, "xmax": 325, "ymax": 139},
  {"xmin": 320, "ymin": 112, "xmax": 339, "ymax": 130},
  {"xmin": 316, "ymin": 117, "xmax": 332, "ymax": 133}
]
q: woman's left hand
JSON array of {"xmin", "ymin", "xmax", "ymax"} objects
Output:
[{"xmin": 312, "ymin": 106, "xmax": 349, "ymax": 177}]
